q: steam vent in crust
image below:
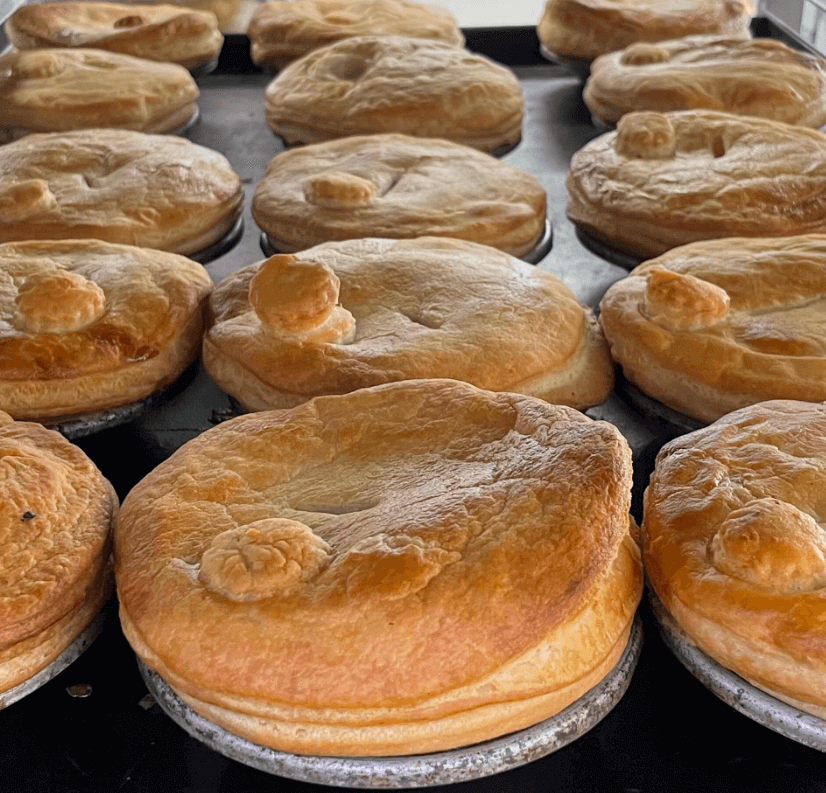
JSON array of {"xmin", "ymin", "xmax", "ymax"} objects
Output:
[
  {"xmin": 567, "ymin": 110, "xmax": 826, "ymax": 260},
  {"xmin": 0, "ymin": 411, "xmax": 117, "ymax": 695},
  {"xmin": 115, "ymin": 379, "xmax": 643, "ymax": 756},
  {"xmin": 644, "ymin": 400, "xmax": 826, "ymax": 719},
  {"xmin": 202, "ymin": 237, "xmax": 613, "ymax": 411},
  {"xmin": 263, "ymin": 35, "xmax": 523, "ymax": 152}
]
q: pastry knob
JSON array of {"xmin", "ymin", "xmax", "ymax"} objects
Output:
[
  {"xmin": 641, "ymin": 268, "xmax": 729, "ymax": 331},
  {"xmin": 614, "ymin": 112, "xmax": 676, "ymax": 159},
  {"xmin": 620, "ymin": 43, "xmax": 670, "ymax": 65},
  {"xmin": 249, "ymin": 254, "xmax": 356, "ymax": 343},
  {"xmin": 0, "ymin": 411, "xmax": 13, "ymax": 427},
  {"xmin": 710, "ymin": 498, "xmax": 826, "ymax": 593},
  {"xmin": 304, "ymin": 172, "xmax": 377, "ymax": 207},
  {"xmin": 199, "ymin": 519, "xmax": 333, "ymax": 601},
  {"xmin": 0, "ymin": 180, "xmax": 57, "ymax": 222},
  {"xmin": 113, "ymin": 14, "xmax": 145, "ymax": 27},
  {"xmin": 15, "ymin": 269, "xmax": 106, "ymax": 334}
]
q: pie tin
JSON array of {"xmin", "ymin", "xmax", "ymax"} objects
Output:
[
  {"xmin": 575, "ymin": 227, "xmax": 644, "ymax": 270},
  {"xmin": 614, "ymin": 370, "xmax": 706, "ymax": 437},
  {"xmin": 138, "ymin": 615, "xmax": 642, "ymax": 788},
  {"xmin": 190, "ymin": 56, "xmax": 220, "ymax": 78},
  {"xmin": 0, "ymin": 609, "xmax": 106, "ymax": 710},
  {"xmin": 187, "ymin": 215, "xmax": 244, "ymax": 265},
  {"xmin": 171, "ymin": 104, "xmax": 201, "ymax": 138},
  {"xmin": 259, "ymin": 218, "xmax": 554, "ymax": 267},
  {"xmin": 649, "ymin": 591, "xmax": 826, "ymax": 753},
  {"xmin": 539, "ymin": 44, "xmax": 592, "ymax": 81}
]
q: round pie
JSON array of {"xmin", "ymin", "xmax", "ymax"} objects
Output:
[
  {"xmin": 0, "ymin": 239, "xmax": 213, "ymax": 421},
  {"xmin": 567, "ymin": 110, "xmax": 826, "ymax": 261},
  {"xmin": 0, "ymin": 129, "xmax": 243, "ymax": 257},
  {"xmin": 584, "ymin": 36, "xmax": 826, "ymax": 128},
  {"xmin": 116, "ymin": 378, "xmax": 642, "ymax": 755},
  {"xmin": 644, "ymin": 399, "xmax": 826, "ymax": 719},
  {"xmin": 248, "ymin": 0, "xmax": 463, "ymax": 68},
  {"xmin": 0, "ymin": 411, "xmax": 117, "ymax": 695},
  {"xmin": 0, "ymin": 48, "xmax": 200, "ymax": 142},
  {"xmin": 202, "ymin": 237, "xmax": 613, "ymax": 411},
  {"xmin": 537, "ymin": 0, "xmax": 753, "ymax": 63},
  {"xmin": 263, "ymin": 35, "xmax": 523, "ymax": 152},
  {"xmin": 252, "ymin": 134, "xmax": 546, "ymax": 256},
  {"xmin": 4, "ymin": 2, "xmax": 224, "ymax": 71}
]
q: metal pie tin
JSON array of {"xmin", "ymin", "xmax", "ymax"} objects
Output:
[
  {"xmin": 575, "ymin": 227, "xmax": 644, "ymax": 270},
  {"xmin": 614, "ymin": 370, "xmax": 706, "ymax": 437},
  {"xmin": 539, "ymin": 44, "xmax": 592, "ymax": 81},
  {"xmin": 187, "ymin": 215, "xmax": 244, "ymax": 265},
  {"xmin": 171, "ymin": 104, "xmax": 201, "ymax": 138},
  {"xmin": 190, "ymin": 56, "xmax": 220, "ymax": 78}
]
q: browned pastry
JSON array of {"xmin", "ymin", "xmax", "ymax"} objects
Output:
[
  {"xmin": 537, "ymin": 0, "xmax": 753, "ymax": 62},
  {"xmin": 249, "ymin": 0, "xmax": 463, "ymax": 68},
  {"xmin": 0, "ymin": 239, "xmax": 213, "ymax": 421},
  {"xmin": 4, "ymin": 2, "xmax": 224, "ymax": 70},
  {"xmin": 252, "ymin": 134, "xmax": 546, "ymax": 256},
  {"xmin": 567, "ymin": 110, "xmax": 826, "ymax": 260},
  {"xmin": 0, "ymin": 411, "xmax": 117, "ymax": 694},
  {"xmin": 0, "ymin": 129, "xmax": 243, "ymax": 256},
  {"xmin": 116, "ymin": 378, "xmax": 642, "ymax": 755},
  {"xmin": 599, "ymin": 236, "xmax": 826, "ymax": 422},
  {"xmin": 0, "ymin": 48, "xmax": 200, "ymax": 142},
  {"xmin": 644, "ymin": 400, "xmax": 826, "ymax": 719},
  {"xmin": 202, "ymin": 237, "xmax": 613, "ymax": 411},
  {"xmin": 263, "ymin": 35, "xmax": 523, "ymax": 152},
  {"xmin": 140, "ymin": 0, "xmax": 258, "ymax": 33},
  {"xmin": 584, "ymin": 36, "xmax": 826, "ymax": 128}
]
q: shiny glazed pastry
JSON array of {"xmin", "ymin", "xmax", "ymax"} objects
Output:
[
  {"xmin": 599, "ymin": 236, "xmax": 826, "ymax": 422},
  {"xmin": 644, "ymin": 400, "xmax": 826, "ymax": 719},
  {"xmin": 584, "ymin": 36, "xmax": 826, "ymax": 128},
  {"xmin": 538, "ymin": 0, "xmax": 752, "ymax": 62},
  {"xmin": 252, "ymin": 134, "xmax": 546, "ymax": 256},
  {"xmin": 0, "ymin": 240, "xmax": 213, "ymax": 421},
  {"xmin": 249, "ymin": 0, "xmax": 463, "ymax": 68},
  {"xmin": 567, "ymin": 110, "xmax": 826, "ymax": 260},
  {"xmin": 116, "ymin": 378, "xmax": 642, "ymax": 755},
  {"xmin": 0, "ymin": 48, "xmax": 200, "ymax": 141},
  {"xmin": 4, "ymin": 2, "xmax": 224, "ymax": 70},
  {"xmin": 263, "ymin": 35, "xmax": 523, "ymax": 152},
  {"xmin": 0, "ymin": 129, "xmax": 243, "ymax": 256},
  {"xmin": 203, "ymin": 237, "xmax": 613, "ymax": 411},
  {"xmin": 0, "ymin": 411, "xmax": 117, "ymax": 694}
]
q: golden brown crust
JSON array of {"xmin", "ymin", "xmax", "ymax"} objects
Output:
[
  {"xmin": 538, "ymin": 0, "xmax": 752, "ymax": 62},
  {"xmin": 252, "ymin": 134, "xmax": 546, "ymax": 256},
  {"xmin": 599, "ymin": 235, "xmax": 826, "ymax": 422},
  {"xmin": 643, "ymin": 400, "xmax": 826, "ymax": 717},
  {"xmin": 249, "ymin": 0, "xmax": 463, "ymax": 67},
  {"xmin": 116, "ymin": 379, "xmax": 641, "ymax": 755},
  {"xmin": 0, "ymin": 240, "xmax": 213, "ymax": 420},
  {"xmin": 5, "ymin": 2, "xmax": 223, "ymax": 70},
  {"xmin": 0, "ymin": 129, "xmax": 243, "ymax": 256},
  {"xmin": 567, "ymin": 110, "xmax": 826, "ymax": 260},
  {"xmin": 0, "ymin": 49, "xmax": 199, "ymax": 137},
  {"xmin": 263, "ymin": 35, "xmax": 523, "ymax": 152}
]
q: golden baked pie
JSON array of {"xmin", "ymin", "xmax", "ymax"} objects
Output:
[
  {"xmin": 116, "ymin": 378, "xmax": 642, "ymax": 755},
  {"xmin": 4, "ymin": 2, "xmax": 224, "ymax": 71},
  {"xmin": 0, "ymin": 129, "xmax": 243, "ymax": 257},
  {"xmin": 538, "ymin": 0, "xmax": 753, "ymax": 63},
  {"xmin": 0, "ymin": 411, "xmax": 117, "ymax": 695},
  {"xmin": 252, "ymin": 134, "xmax": 546, "ymax": 256},
  {"xmin": 249, "ymin": 0, "xmax": 463, "ymax": 68},
  {"xmin": 585, "ymin": 36, "xmax": 826, "ymax": 128},
  {"xmin": 599, "ymin": 235, "xmax": 826, "ymax": 423},
  {"xmin": 202, "ymin": 237, "xmax": 613, "ymax": 411},
  {"xmin": 0, "ymin": 239, "xmax": 213, "ymax": 421},
  {"xmin": 0, "ymin": 48, "xmax": 200, "ymax": 142},
  {"xmin": 263, "ymin": 35, "xmax": 523, "ymax": 152},
  {"xmin": 567, "ymin": 110, "xmax": 826, "ymax": 261},
  {"xmin": 644, "ymin": 400, "xmax": 826, "ymax": 719},
  {"xmin": 142, "ymin": 0, "xmax": 259, "ymax": 33}
]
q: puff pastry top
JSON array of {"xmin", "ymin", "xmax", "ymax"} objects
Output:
[
  {"xmin": 263, "ymin": 35, "xmax": 523, "ymax": 152},
  {"xmin": 5, "ymin": 2, "xmax": 224, "ymax": 70},
  {"xmin": 538, "ymin": 0, "xmax": 753, "ymax": 62},
  {"xmin": 0, "ymin": 48, "xmax": 200, "ymax": 139},
  {"xmin": 252, "ymin": 134, "xmax": 545, "ymax": 256},
  {"xmin": 644, "ymin": 400, "xmax": 826, "ymax": 717},
  {"xmin": 567, "ymin": 110, "xmax": 826, "ymax": 260},
  {"xmin": 202, "ymin": 237, "xmax": 613, "ymax": 410},
  {"xmin": 116, "ymin": 378, "xmax": 640, "ymax": 755},
  {"xmin": 585, "ymin": 36, "xmax": 826, "ymax": 128},
  {"xmin": 0, "ymin": 129, "xmax": 243, "ymax": 256},
  {"xmin": 249, "ymin": 0, "xmax": 463, "ymax": 68}
]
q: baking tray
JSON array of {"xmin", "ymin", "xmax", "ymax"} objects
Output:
[
  {"xmin": 539, "ymin": 44, "xmax": 591, "ymax": 82},
  {"xmin": 137, "ymin": 616, "xmax": 642, "ymax": 789}
]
